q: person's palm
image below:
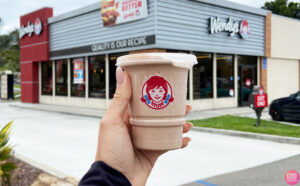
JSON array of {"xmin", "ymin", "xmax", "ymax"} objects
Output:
[{"xmin": 95, "ymin": 68, "xmax": 192, "ymax": 186}]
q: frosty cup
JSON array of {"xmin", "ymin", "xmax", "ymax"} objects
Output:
[{"xmin": 117, "ymin": 53, "xmax": 197, "ymax": 150}]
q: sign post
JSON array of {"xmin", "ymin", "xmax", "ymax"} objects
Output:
[{"xmin": 249, "ymin": 86, "xmax": 268, "ymax": 126}]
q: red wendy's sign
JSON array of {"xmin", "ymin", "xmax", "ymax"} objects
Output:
[
  {"xmin": 20, "ymin": 7, "xmax": 52, "ymax": 62},
  {"xmin": 254, "ymin": 94, "xmax": 268, "ymax": 108},
  {"xmin": 254, "ymin": 87, "xmax": 268, "ymax": 108},
  {"xmin": 19, "ymin": 18, "xmax": 43, "ymax": 39}
]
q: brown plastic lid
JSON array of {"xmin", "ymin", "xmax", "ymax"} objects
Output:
[{"xmin": 116, "ymin": 53, "xmax": 197, "ymax": 69}]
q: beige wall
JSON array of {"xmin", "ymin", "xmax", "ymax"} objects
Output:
[
  {"xmin": 267, "ymin": 58, "xmax": 299, "ymax": 103},
  {"xmin": 271, "ymin": 15, "xmax": 300, "ymax": 59}
]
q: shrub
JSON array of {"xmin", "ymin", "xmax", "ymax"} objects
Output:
[{"xmin": 0, "ymin": 121, "xmax": 16, "ymax": 185}]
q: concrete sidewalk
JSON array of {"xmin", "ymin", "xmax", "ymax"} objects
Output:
[
  {"xmin": 9, "ymin": 102, "xmax": 106, "ymax": 118},
  {"xmin": 10, "ymin": 101, "xmax": 271, "ymax": 120}
]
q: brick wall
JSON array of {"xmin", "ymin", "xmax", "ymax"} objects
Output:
[{"xmin": 265, "ymin": 12, "xmax": 272, "ymax": 58}]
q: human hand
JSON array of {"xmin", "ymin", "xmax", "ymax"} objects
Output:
[{"xmin": 95, "ymin": 67, "xmax": 193, "ymax": 186}]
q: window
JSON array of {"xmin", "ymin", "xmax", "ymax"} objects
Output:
[
  {"xmin": 193, "ymin": 53, "xmax": 213, "ymax": 99},
  {"xmin": 41, "ymin": 62, "xmax": 53, "ymax": 95},
  {"xmin": 71, "ymin": 58, "xmax": 85, "ymax": 97},
  {"xmin": 89, "ymin": 55, "xmax": 106, "ymax": 98},
  {"xmin": 217, "ymin": 54, "xmax": 234, "ymax": 98},
  {"xmin": 55, "ymin": 60, "xmax": 68, "ymax": 96},
  {"xmin": 109, "ymin": 53, "xmax": 128, "ymax": 98}
]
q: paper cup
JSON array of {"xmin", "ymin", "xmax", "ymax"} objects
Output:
[{"xmin": 117, "ymin": 53, "xmax": 197, "ymax": 150}]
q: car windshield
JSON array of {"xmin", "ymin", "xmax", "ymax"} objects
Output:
[
  {"xmin": 290, "ymin": 93, "xmax": 296, "ymax": 98},
  {"xmin": 296, "ymin": 92, "xmax": 300, "ymax": 100}
]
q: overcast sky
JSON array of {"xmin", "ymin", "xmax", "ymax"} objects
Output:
[{"xmin": 0, "ymin": 0, "xmax": 299, "ymax": 35}]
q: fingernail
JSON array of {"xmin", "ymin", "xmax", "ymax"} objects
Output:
[
  {"xmin": 187, "ymin": 122, "xmax": 193, "ymax": 127},
  {"xmin": 116, "ymin": 67, "xmax": 124, "ymax": 86},
  {"xmin": 187, "ymin": 137, "xmax": 192, "ymax": 142}
]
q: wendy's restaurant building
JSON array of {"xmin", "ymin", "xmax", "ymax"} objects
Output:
[{"xmin": 19, "ymin": 0, "xmax": 300, "ymax": 111}]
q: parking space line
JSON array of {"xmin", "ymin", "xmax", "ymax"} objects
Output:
[{"xmin": 195, "ymin": 179, "xmax": 218, "ymax": 186}]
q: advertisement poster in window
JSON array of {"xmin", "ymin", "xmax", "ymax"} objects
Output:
[
  {"xmin": 73, "ymin": 59, "xmax": 84, "ymax": 84},
  {"xmin": 101, "ymin": 0, "xmax": 148, "ymax": 27}
]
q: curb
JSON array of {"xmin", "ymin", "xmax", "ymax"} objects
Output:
[
  {"xmin": 13, "ymin": 152, "xmax": 72, "ymax": 179},
  {"xmin": 9, "ymin": 103, "xmax": 103, "ymax": 118},
  {"xmin": 191, "ymin": 127, "xmax": 300, "ymax": 145}
]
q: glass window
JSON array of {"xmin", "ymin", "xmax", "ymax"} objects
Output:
[
  {"xmin": 166, "ymin": 50, "xmax": 190, "ymax": 100},
  {"xmin": 217, "ymin": 54, "xmax": 234, "ymax": 98},
  {"xmin": 41, "ymin": 62, "xmax": 53, "ymax": 95},
  {"xmin": 109, "ymin": 53, "xmax": 128, "ymax": 98},
  {"xmin": 71, "ymin": 58, "xmax": 85, "ymax": 97},
  {"xmin": 89, "ymin": 55, "xmax": 106, "ymax": 98},
  {"xmin": 193, "ymin": 53, "xmax": 213, "ymax": 99},
  {"xmin": 55, "ymin": 59, "xmax": 68, "ymax": 96}
]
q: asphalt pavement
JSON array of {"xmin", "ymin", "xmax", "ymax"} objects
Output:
[
  {"xmin": 0, "ymin": 102, "xmax": 299, "ymax": 186},
  {"xmin": 183, "ymin": 154, "xmax": 300, "ymax": 186}
]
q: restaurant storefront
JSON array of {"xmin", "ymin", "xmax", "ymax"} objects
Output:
[{"xmin": 20, "ymin": 0, "xmax": 271, "ymax": 110}]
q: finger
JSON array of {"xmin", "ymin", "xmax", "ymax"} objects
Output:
[
  {"xmin": 123, "ymin": 107, "xmax": 130, "ymax": 125},
  {"xmin": 183, "ymin": 122, "xmax": 193, "ymax": 133},
  {"xmin": 185, "ymin": 104, "xmax": 192, "ymax": 115},
  {"xmin": 123, "ymin": 107, "xmax": 132, "ymax": 135},
  {"xmin": 182, "ymin": 137, "xmax": 191, "ymax": 148},
  {"xmin": 106, "ymin": 67, "xmax": 131, "ymax": 120}
]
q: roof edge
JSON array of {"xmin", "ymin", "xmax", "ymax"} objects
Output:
[
  {"xmin": 48, "ymin": 0, "xmax": 270, "ymax": 24},
  {"xmin": 48, "ymin": 2, "xmax": 100, "ymax": 24},
  {"xmin": 193, "ymin": 0, "xmax": 269, "ymax": 16},
  {"xmin": 21, "ymin": 7, "xmax": 53, "ymax": 18},
  {"xmin": 272, "ymin": 14, "xmax": 300, "ymax": 22}
]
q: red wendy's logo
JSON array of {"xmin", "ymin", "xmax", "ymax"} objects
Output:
[
  {"xmin": 141, "ymin": 76, "xmax": 174, "ymax": 110},
  {"xmin": 239, "ymin": 20, "xmax": 250, "ymax": 39},
  {"xmin": 259, "ymin": 87, "xmax": 264, "ymax": 95},
  {"xmin": 34, "ymin": 18, "xmax": 43, "ymax": 35}
]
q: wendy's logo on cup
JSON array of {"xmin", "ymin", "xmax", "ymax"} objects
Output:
[
  {"xmin": 239, "ymin": 20, "xmax": 250, "ymax": 39},
  {"xmin": 141, "ymin": 76, "xmax": 174, "ymax": 110}
]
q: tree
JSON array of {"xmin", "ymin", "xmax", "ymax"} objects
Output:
[
  {"xmin": 0, "ymin": 29, "xmax": 20, "ymax": 72},
  {"xmin": 262, "ymin": 0, "xmax": 300, "ymax": 19}
]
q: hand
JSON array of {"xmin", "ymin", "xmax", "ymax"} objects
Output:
[{"xmin": 95, "ymin": 67, "xmax": 193, "ymax": 186}]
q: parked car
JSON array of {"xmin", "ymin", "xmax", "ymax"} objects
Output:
[{"xmin": 269, "ymin": 91, "xmax": 300, "ymax": 121}]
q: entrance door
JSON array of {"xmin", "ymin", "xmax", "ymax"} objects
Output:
[{"xmin": 238, "ymin": 65, "xmax": 256, "ymax": 106}]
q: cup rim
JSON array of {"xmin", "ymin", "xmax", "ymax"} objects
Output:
[{"xmin": 116, "ymin": 53, "xmax": 198, "ymax": 68}]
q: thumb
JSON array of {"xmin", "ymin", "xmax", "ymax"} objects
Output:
[{"xmin": 106, "ymin": 67, "xmax": 131, "ymax": 119}]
